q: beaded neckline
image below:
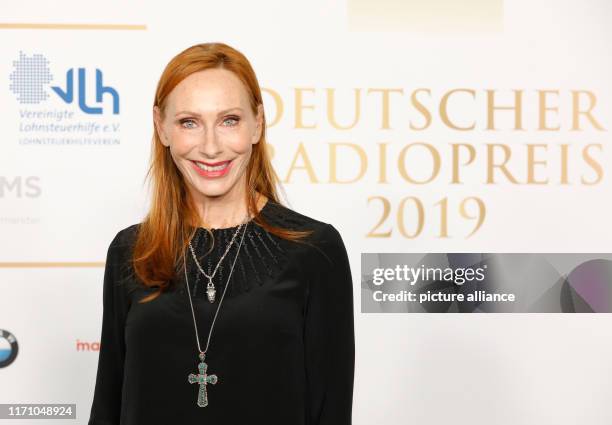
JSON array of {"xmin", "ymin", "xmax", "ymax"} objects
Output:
[
  {"xmin": 195, "ymin": 199, "xmax": 272, "ymax": 233},
  {"xmin": 183, "ymin": 199, "xmax": 289, "ymax": 299}
]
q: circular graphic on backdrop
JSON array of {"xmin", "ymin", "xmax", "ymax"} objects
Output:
[{"xmin": 0, "ymin": 329, "xmax": 19, "ymax": 368}]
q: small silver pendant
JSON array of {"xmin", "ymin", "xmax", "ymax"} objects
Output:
[{"xmin": 206, "ymin": 279, "xmax": 216, "ymax": 303}]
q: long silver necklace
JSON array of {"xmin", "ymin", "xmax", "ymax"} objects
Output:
[
  {"xmin": 183, "ymin": 216, "xmax": 249, "ymax": 408},
  {"xmin": 189, "ymin": 220, "xmax": 245, "ymax": 303}
]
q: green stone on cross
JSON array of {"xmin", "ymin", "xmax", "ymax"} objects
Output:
[{"xmin": 188, "ymin": 352, "xmax": 218, "ymax": 407}]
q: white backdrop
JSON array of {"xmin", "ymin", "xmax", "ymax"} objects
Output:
[{"xmin": 1, "ymin": 1, "xmax": 612, "ymax": 424}]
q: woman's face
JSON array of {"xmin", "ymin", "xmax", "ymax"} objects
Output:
[{"xmin": 154, "ymin": 68, "xmax": 263, "ymax": 204}]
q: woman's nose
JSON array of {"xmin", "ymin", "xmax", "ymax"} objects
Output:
[{"xmin": 197, "ymin": 126, "xmax": 222, "ymax": 157}]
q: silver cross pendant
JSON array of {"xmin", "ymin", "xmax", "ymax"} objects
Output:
[{"xmin": 188, "ymin": 352, "xmax": 218, "ymax": 407}]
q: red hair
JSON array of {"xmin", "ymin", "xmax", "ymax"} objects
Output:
[{"xmin": 133, "ymin": 42, "xmax": 312, "ymax": 303}]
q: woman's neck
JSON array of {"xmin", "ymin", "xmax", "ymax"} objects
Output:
[{"xmin": 195, "ymin": 191, "xmax": 268, "ymax": 229}]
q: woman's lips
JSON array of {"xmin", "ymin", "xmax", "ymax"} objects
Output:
[{"xmin": 191, "ymin": 159, "xmax": 232, "ymax": 178}]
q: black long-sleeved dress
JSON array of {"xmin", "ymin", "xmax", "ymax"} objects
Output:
[{"xmin": 87, "ymin": 199, "xmax": 355, "ymax": 425}]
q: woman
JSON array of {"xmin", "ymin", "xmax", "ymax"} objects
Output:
[{"xmin": 87, "ymin": 42, "xmax": 355, "ymax": 425}]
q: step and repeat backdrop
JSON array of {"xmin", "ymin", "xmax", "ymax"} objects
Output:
[{"xmin": 1, "ymin": 1, "xmax": 612, "ymax": 424}]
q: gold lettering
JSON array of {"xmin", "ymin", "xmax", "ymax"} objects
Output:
[
  {"xmin": 440, "ymin": 89, "xmax": 476, "ymax": 130},
  {"xmin": 571, "ymin": 90, "xmax": 605, "ymax": 131},
  {"xmin": 538, "ymin": 90, "xmax": 560, "ymax": 131},
  {"xmin": 326, "ymin": 88, "xmax": 361, "ymax": 130},
  {"xmin": 486, "ymin": 144, "xmax": 520, "ymax": 183},
  {"xmin": 526, "ymin": 144, "xmax": 548, "ymax": 184},
  {"xmin": 378, "ymin": 142, "xmax": 389, "ymax": 183},
  {"xmin": 398, "ymin": 143, "xmax": 440, "ymax": 184},
  {"xmin": 486, "ymin": 90, "xmax": 524, "ymax": 130},
  {"xmin": 409, "ymin": 88, "xmax": 432, "ymax": 130},
  {"xmin": 329, "ymin": 143, "xmax": 367, "ymax": 183},
  {"xmin": 284, "ymin": 142, "xmax": 318, "ymax": 182},
  {"xmin": 294, "ymin": 88, "xmax": 316, "ymax": 129},
  {"xmin": 581, "ymin": 144, "xmax": 603, "ymax": 184},
  {"xmin": 560, "ymin": 144, "xmax": 569, "ymax": 184},
  {"xmin": 367, "ymin": 88, "xmax": 403, "ymax": 129},
  {"xmin": 451, "ymin": 144, "xmax": 476, "ymax": 184}
]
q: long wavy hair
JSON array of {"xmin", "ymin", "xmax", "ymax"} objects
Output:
[{"xmin": 133, "ymin": 42, "xmax": 313, "ymax": 303}]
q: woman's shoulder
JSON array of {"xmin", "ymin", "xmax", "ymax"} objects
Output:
[
  {"xmin": 264, "ymin": 200, "xmax": 346, "ymax": 262},
  {"xmin": 107, "ymin": 223, "xmax": 141, "ymax": 252},
  {"xmin": 263, "ymin": 200, "xmax": 331, "ymax": 233}
]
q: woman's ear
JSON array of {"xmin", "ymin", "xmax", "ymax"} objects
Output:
[
  {"xmin": 153, "ymin": 106, "xmax": 169, "ymax": 147},
  {"xmin": 252, "ymin": 103, "xmax": 264, "ymax": 145}
]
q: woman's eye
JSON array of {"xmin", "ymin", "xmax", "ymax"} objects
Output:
[
  {"xmin": 180, "ymin": 119, "xmax": 197, "ymax": 129},
  {"xmin": 223, "ymin": 116, "xmax": 240, "ymax": 126}
]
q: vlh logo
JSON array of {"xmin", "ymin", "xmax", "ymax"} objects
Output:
[{"xmin": 9, "ymin": 51, "xmax": 120, "ymax": 115}]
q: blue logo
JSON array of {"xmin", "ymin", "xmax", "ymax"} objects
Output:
[
  {"xmin": 9, "ymin": 51, "xmax": 120, "ymax": 114},
  {"xmin": 9, "ymin": 52, "xmax": 53, "ymax": 104},
  {"xmin": 0, "ymin": 329, "xmax": 19, "ymax": 368}
]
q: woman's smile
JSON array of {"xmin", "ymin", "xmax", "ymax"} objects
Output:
[{"xmin": 190, "ymin": 159, "xmax": 233, "ymax": 178}]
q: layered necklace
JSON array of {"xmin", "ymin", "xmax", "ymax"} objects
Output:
[
  {"xmin": 188, "ymin": 217, "xmax": 246, "ymax": 303},
  {"xmin": 183, "ymin": 211, "xmax": 250, "ymax": 407}
]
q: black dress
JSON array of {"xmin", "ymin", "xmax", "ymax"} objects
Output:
[{"xmin": 87, "ymin": 200, "xmax": 355, "ymax": 425}]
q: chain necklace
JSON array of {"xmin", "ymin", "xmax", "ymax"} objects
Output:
[
  {"xmin": 189, "ymin": 219, "xmax": 245, "ymax": 303},
  {"xmin": 183, "ymin": 215, "xmax": 249, "ymax": 408}
]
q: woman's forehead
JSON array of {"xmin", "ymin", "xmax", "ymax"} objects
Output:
[{"xmin": 167, "ymin": 69, "xmax": 250, "ymax": 111}]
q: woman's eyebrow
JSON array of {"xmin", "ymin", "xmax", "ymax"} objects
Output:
[{"xmin": 175, "ymin": 107, "xmax": 243, "ymax": 117}]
